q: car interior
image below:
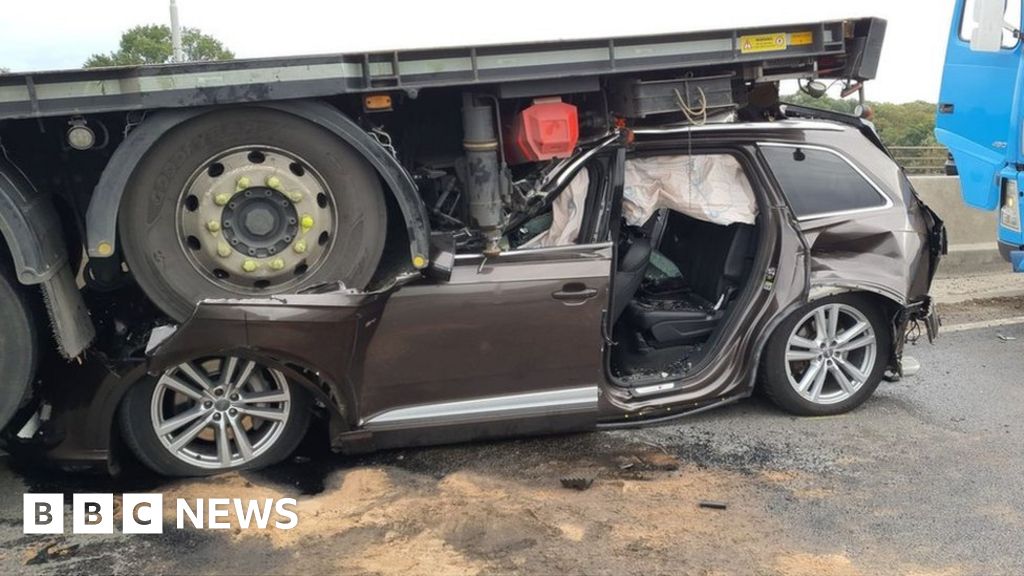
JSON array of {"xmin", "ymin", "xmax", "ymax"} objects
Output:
[
  {"xmin": 609, "ymin": 209, "xmax": 759, "ymax": 384},
  {"xmin": 607, "ymin": 152, "xmax": 763, "ymax": 385},
  {"xmin": 509, "ymin": 151, "xmax": 763, "ymax": 387}
]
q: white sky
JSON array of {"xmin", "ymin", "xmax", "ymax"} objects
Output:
[{"xmin": 0, "ymin": 0, "xmax": 956, "ymax": 103}]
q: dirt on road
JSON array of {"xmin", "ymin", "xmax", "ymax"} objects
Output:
[{"xmin": 2, "ymin": 431, "xmax": 971, "ymax": 576}]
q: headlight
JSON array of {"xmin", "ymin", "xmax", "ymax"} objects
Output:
[{"xmin": 1001, "ymin": 179, "xmax": 1021, "ymax": 232}]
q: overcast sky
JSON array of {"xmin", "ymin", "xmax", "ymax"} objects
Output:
[{"xmin": 0, "ymin": 0, "xmax": 956, "ymax": 103}]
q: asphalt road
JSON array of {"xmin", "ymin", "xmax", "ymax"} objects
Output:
[{"xmin": 0, "ymin": 320, "xmax": 1021, "ymax": 575}]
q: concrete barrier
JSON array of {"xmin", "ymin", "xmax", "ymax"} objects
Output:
[{"xmin": 909, "ymin": 176, "xmax": 1006, "ymax": 277}]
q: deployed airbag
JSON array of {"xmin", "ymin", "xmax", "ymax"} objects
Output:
[
  {"xmin": 521, "ymin": 169, "xmax": 590, "ymax": 248},
  {"xmin": 623, "ymin": 155, "xmax": 757, "ymax": 227}
]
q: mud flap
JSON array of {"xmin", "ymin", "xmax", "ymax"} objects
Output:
[
  {"xmin": 40, "ymin": 264, "xmax": 95, "ymax": 358},
  {"xmin": 0, "ymin": 156, "xmax": 94, "ymax": 358}
]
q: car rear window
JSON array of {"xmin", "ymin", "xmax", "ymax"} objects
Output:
[{"xmin": 760, "ymin": 145, "xmax": 887, "ymax": 218}]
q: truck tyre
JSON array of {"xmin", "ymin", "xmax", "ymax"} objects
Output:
[
  {"xmin": 760, "ymin": 294, "xmax": 891, "ymax": 416},
  {"xmin": 0, "ymin": 258, "xmax": 38, "ymax": 431},
  {"xmin": 119, "ymin": 355, "xmax": 311, "ymax": 476},
  {"xmin": 119, "ymin": 107, "xmax": 387, "ymax": 321}
]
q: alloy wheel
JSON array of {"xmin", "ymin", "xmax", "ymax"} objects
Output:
[
  {"xmin": 784, "ymin": 302, "xmax": 878, "ymax": 405},
  {"xmin": 151, "ymin": 356, "xmax": 292, "ymax": 470}
]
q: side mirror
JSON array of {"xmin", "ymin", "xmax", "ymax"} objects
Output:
[{"xmin": 970, "ymin": 0, "xmax": 1008, "ymax": 52}]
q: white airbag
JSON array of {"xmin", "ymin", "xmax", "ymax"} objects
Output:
[
  {"xmin": 521, "ymin": 169, "xmax": 590, "ymax": 248},
  {"xmin": 623, "ymin": 155, "xmax": 758, "ymax": 227}
]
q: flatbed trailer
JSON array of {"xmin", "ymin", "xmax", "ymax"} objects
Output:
[
  {"xmin": 0, "ymin": 19, "xmax": 882, "ymax": 120},
  {"xmin": 0, "ymin": 17, "xmax": 885, "ymax": 435}
]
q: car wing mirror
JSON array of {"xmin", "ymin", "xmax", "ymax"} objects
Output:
[
  {"xmin": 970, "ymin": 0, "xmax": 1008, "ymax": 52},
  {"xmin": 426, "ymin": 231, "xmax": 456, "ymax": 282}
]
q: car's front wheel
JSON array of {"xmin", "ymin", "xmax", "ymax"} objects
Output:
[
  {"xmin": 119, "ymin": 355, "xmax": 311, "ymax": 476},
  {"xmin": 761, "ymin": 294, "xmax": 891, "ymax": 416}
]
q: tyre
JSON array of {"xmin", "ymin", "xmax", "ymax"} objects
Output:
[
  {"xmin": 0, "ymin": 258, "xmax": 38, "ymax": 431},
  {"xmin": 118, "ymin": 355, "xmax": 311, "ymax": 476},
  {"xmin": 760, "ymin": 294, "xmax": 891, "ymax": 416},
  {"xmin": 119, "ymin": 107, "xmax": 387, "ymax": 321}
]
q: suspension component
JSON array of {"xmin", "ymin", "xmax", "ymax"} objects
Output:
[{"xmin": 462, "ymin": 94, "xmax": 504, "ymax": 256}]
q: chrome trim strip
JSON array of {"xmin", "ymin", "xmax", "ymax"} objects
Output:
[
  {"xmin": 757, "ymin": 142, "xmax": 895, "ymax": 221},
  {"xmin": 454, "ymin": 241, "xmax": 613, "ymax": 261},
  {"xmin": 632, "ymin": 120, "xmax": 845, "ymax": 136},
  {"xmin": 362, "ymin": 386, "xmax": 599, "ymax": 429}
]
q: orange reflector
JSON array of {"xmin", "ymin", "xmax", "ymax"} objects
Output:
[{"xmin": 364, "ymin": 94, "xmax": 393, "ymax": 111}]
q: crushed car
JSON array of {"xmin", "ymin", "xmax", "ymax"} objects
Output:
[{"xmin": 19, "ymin": 117, "xmax": 943, "ymax": 476}]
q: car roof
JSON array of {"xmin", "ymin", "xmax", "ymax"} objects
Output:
[{"xmin": 632, "ymin": 119, "xmax": 851, "ymax": 139}]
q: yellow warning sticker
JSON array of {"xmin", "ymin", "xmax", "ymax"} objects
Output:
[
  {"xmin": 790, "ymin": 31, "xmax": 814, "ymax": 46},
  {"xmin": 739, "ymin": 33, "xmax": 788, "ymax": 54}
]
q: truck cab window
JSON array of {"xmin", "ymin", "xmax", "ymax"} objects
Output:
[{"xmin": 960, "ymin": 0, "xmax": 1022, "ymax": 49}]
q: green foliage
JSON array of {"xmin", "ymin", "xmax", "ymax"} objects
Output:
[
  {"xmin": 84, "ymin": 25, "xmax": 234, "ymax": 68},
  {"xmin": 870, "ymin": 101, "xmax": 939, "ymax": 147},
  {"xmin": 781, "ymin": 91, "xmax": 938, "ymax": 147},
  {"xmin": 783, "ymin": 92, "xmax": 860, "ymax": 114}
]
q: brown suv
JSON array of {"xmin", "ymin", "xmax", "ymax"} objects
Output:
[{"xmin": 45, "ymin": 118, "xmax": 944, "ymax": 476}]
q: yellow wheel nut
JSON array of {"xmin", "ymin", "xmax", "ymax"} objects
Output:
[
  {"xmin": 288, "ymin": 191, "xmax": 304, "ymax": 203},
  {"xmin": 300, "ymin": 215, "xmax": 314, "ymax": 231},
  {"xmin": 242, "ymin": 259, "xmax": 258, "ymax": 273},
  {"xmin": 293, "ymin": 240, "xmax": 308, "ymax": 254},
  {"xmin": 269, "ymin": 258, "xmax": 286, "ymax": 271},
  {"xmin": 96, "ymin": 242, "xmax": 113, "ymax": 256},
  {"xmin": 214, "ymin": 193, "xmax": 231, "ymax": 206},
  {"xmin": 206, "ymin": 220, "xmax": 221, "ymax": 233},
  {"xmin": 412, "ymin": 254, "xmax": 427, "ymax": 268},
  {"xmin": 236, "ymin": 176, "xmax": 251, "ymax": 191},
  {"xmin": 266, "ymin": 176, "xmax": 282, "ymax": 190},
  {"xmin": 217, "ymin": 243, "xmax": 232, "ymax": 258}
]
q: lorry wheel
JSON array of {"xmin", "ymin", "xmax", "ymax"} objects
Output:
[
  {"xmin": 119, "ymin": 355, "xmax": 311, "ymax": 476},
  {"xmin": 119, "ymin": 107, "xmax": 387, "ymax": 321},
  {"xmin": 760, "ymin": 294, "xmax": 891, "ymax": 416},
  {"xmin": 0, "ymin": 259, "xmax": 38, "ymax": 431}
]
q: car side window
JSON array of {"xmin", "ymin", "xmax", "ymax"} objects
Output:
[{"xmin": 760, "ymin": 145, "xmax": 887, "ymax": 219}]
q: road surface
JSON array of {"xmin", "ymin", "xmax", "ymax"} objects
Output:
[{"xmin": 0, "ymin": 300, "xmax": 1021, "ymax": 575}]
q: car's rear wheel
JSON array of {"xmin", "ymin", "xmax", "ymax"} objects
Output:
[
  {"xmin": 118, "ymin": 355, "xmax": 311, "ymax": 476},
  {"xmin": 0, "ymin": 258, "xmax": 38, "ymax": 431},
  {"xmin": 119, "ymin": 107, "xmax": 387, "ymax": 321},
  {"xmin": 761, "ymin": 294, "xmax": 891, "ymax": 416}
]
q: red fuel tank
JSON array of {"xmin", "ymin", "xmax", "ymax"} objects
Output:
[{"xmin": 506, "ymin": 98, "xmax": 579, "ymax": 165}]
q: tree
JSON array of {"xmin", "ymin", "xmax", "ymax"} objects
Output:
[
  {"xmin": 870, "ymin": 101, "xmax": 938, "ymax": 147},
  {"xmin": 84, "ymin": 24, "xmax": 233, "ymax": 68},
  {"xmin": 782, "ymin": 91, "xmax": 938, "ymax": 147}
]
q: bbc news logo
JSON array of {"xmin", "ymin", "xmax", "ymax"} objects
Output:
[{"xmin": 24, "ymin": 494, "xmax": 298, "ymax": 534}]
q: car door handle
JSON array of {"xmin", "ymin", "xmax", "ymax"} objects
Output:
[{"xmin": 552, "ymin": 284, "xmax": 599, "ymax": 303}]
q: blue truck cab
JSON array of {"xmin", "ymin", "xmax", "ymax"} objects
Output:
[{"xmin": 938, "ymin": 0, "xmax": 1024, "ymax": 270}]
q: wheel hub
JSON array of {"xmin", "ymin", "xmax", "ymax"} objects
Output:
[
  {"xmin": 221, "ymin": 187, "xmax": 298, "ymax": 258},
  {"xmin": 176, "ymin": 147, "xmax": 336, "ymax": 292}
]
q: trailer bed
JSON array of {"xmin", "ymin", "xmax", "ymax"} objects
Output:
[{"xmin": 0, "ymin": 18, "xmax": 884, "ymax": 121}]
